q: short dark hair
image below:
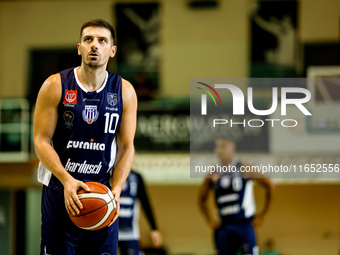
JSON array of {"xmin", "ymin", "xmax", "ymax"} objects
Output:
[{"xmin": 80, "ymin": 19, "xmax": 116, "ymax": 44}]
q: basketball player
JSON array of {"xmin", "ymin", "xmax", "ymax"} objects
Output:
[
  {"xmin": 119, "ymin": 169, "xmax": 163, "ymax": 255},
  {"xmin": 198, "ymin": 139, "xmax": 274, "ymax": 255},
  {"xmin": 33, "ymin": 19, "xmax": 137, "ymax": 255}
]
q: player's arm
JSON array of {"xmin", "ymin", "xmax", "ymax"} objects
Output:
[
  {"xmin": 136, "ymin": 172, "xmax": 163, "ymax": 247},
  {"xmin": 33, "ymin": 74, "xmax": 90, "ymax": 216},
  {"xmin": 251, "ymin": 12, "xmax": 280, "ymax": 36},
  {"xmin": 198, "ymin": 177, "xmax": 221, "ymax": 229},
  {"xmin": 244, "ymin": 169, "xmax": 275, "ymax": 227},
  {"xmin": 109, "ymin": 79, "xmax": 137, "ymax": 224}
]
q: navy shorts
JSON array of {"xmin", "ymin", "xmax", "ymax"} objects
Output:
[
  {"xmin": 118, "ymin": 240, "xmax": 143, "ymax": 255},
  {"xmin": 214, "ymin": 221, "xmax": 259, "ymax": 255},
  {"xmin": 41, "ymin": 185, "xmax": 118, "ymax": 255}
]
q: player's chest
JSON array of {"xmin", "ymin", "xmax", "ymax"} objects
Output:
[
  {"xmin": 214, "ymin": 176, "xmax": 245, "ymax": 193},
  {"xmin": 61, "ymin": 89, "xmax": 121, "ymax": 132}
]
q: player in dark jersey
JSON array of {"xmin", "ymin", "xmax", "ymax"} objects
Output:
[
  {"xmin": 118, "ymin": 170, "xmax": 163, "ymax": 255},
  {"xmin": 33, "ymin": 19, "xmax": 137, "ymax": 255},
  {"xmin": 198, "ymin": 139, "xmax": 274, "ymax": 255}
]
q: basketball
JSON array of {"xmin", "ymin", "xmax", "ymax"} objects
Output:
[{"xmin": 68, "ymin": 182, "xmax": 116, "ymax": 231}]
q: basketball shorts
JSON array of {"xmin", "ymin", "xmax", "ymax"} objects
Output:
[
  {"xmin": 118, "ymin": 240, "xmax": 144, "ymax": 255},
  {"xmin": 214, "ymin": 220, "xmax": 259, "ymax": 255},
  {"xmin": 40, "ymin": 185, "xmax": 118, "ymax": 255}
]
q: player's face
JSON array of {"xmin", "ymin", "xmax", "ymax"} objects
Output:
[
  {"xmin": 78, "ymin": 26, "xmax": 117, "ymax": 68},
  {"xmin": 214, "ymin": 140, "xmax": 235, "ymax": 163}
]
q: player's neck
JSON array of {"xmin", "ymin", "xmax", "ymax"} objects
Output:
[
  {"xmin": 77, "ymin": 65, "xmax": 107, "ymax": 92},
  {"xmin": 221, "ymin": 159, "xmax": 233, "ymax": 166}
]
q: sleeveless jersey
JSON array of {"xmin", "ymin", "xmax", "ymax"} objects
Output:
[
  {"xmin": 37, "ymin": 67, "xmax": 123, "ymax": 190},
  {"xmin": 212, "ymin": 161, "xmax": 256, "ymax": 224},
  {"xmin": 119, "ymin": 171, "xmax": 140, "ymax": 240},
  {"xmin": 119, "ymin": 170, "xmax": 158, "ymax": 241}
]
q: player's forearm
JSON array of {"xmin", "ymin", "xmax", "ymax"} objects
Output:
[
  {"xmin": 111, "ymin": 144, "xmax": 135, "ymax": 194},
  {"xmin": 142, "ymin": 198, "xmax": 157, "ymax": 230},
  {"xmin": 139, "ymin": 180, "xmax": 158, "ymax": 230},
  {"xmin": 34, "ymin": 138, "xmax": 73, "ymax": 185},
  {"xmin": 198, "ymin": 199, "xmax": 212, "ymax": 225}
]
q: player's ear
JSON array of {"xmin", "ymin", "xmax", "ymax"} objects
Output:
[
  {"xmin": 77, "ymin": 43, "xmax": 81, "ymax": 56},
  {"xmin": 110, "ymin": 45, "xmax": 117, "ymax": 58}
]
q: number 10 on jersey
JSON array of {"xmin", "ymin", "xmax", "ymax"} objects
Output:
[{"xmin": 104, "ymin": 113, "xmax": 119, "ymax": 134}]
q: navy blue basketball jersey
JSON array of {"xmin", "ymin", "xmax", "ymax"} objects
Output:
[
  {"xmin": 118, "ymin": 170, "xmax": 158, "ymax": 241},
  {"xmin": 119, "ymin": 171, "xmax": 140, "ymax": 240},
  {"xmin": 38, "ymin": 67, "xmax": 123, "ymax": 190},
  {"xmin": 212, "ymin": 161, "xmax": 256, "ymax": 224}
]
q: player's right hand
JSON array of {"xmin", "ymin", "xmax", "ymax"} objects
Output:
[
  {"xmin": 151, "ymin": 230, "xmax": 163, "ymax": 247},
  {"xmin": 63, "ymin": 178, "xmax": 90, "ymax": 215},
  {"xmin": 108, "ymin": 189, "xmax": 120, "ymax": 227}
]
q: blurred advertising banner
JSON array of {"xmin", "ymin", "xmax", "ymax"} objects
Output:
[
  {"xmin": 134, "ymin": 108, "xmax": 190, "ymax": 151},
  {"xmin": 134, "ymin": 100, "xmax": 269, "ymax": 152}
]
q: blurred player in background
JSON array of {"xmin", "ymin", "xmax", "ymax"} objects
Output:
[
  {"xmin": 119, "ymin": 169, "xmax": 163, "ymax": 255},
  {"xmin": 198, "ymin": 139, "xmax": 274, "ymax": 255},
  {"xmin": 34, "ymin": 19, "xmax": 137, "ymax": 255}
]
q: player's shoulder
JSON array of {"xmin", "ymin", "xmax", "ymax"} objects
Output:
[
  {"xmin": 36, "ymin": 73, "xmax": 62, "ymax": 107},
  {"xmin": 39, "ymin": 73, "xmax": 62, "ymax": 97},
  {"xmin": 121, "ymin": 78, "xmax": 137, "ymax": 107},
  {"xmin": 121, "ymin": 78, "xmax": 136, "ymax": 94},
  {"xmin": 44, "ymin": 73, "xmax": 61, "ymax": 86}
]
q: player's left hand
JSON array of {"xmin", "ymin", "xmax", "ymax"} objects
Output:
[
  {"xmin": 252, "ymin": 212, "xmax": 267, "ymax": 227},
  {"xmin": 150, "ymin": 230, "xmax": 163, "ymax": 247},
  {"xmin": 108, "ymin": 190, "xmax": 120, "ymax": 227}
]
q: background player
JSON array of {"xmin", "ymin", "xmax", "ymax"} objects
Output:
[
  {"xmin": 198, "ymin": 139, "xmax": 274, "ymax": 255},
  {"xmin": 34, "ymin": 19, "xmax": 137, "ymax": 254},
  {"xmin": 119, "ymin": 169, "xmax": 163, "ymax": 255}
]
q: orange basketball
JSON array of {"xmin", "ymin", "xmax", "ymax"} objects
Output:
[{"xmin": 68, "ymin": 182, "xmax": 116, "ymax": 231}]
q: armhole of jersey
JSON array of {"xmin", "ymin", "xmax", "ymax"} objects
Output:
[
  {"xmin": 119, "ymin": 76, "xmax": 123, "ymax": 111},
  {"xmin": 115, "ymin": 76, "xmax": 123, "ymax": 135},
  {"xmin": 58, "ymin": 72, "xmax": 65, "ymax": 106}
]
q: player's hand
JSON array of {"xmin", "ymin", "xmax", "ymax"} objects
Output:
[
  {"xmin": 210, "ymin": 219, "xmax": 222, "ymax": 230},
  {"xmin": 108, "ymin": 190, "xmax": 120, "ymax": 227},
  {"xmin": 64, "ymin": 178, "xmax": 90, "ymax": 216},
  {"xmin": 150, "ymin": 230, "xmax": 163, "ymax": 247},
  {"xmin": 252, "ymin": 212, "xmax": 267, "ymax": 228}
]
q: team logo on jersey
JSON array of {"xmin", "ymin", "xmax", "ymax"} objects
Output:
[
  {"xmin": 63, "ymin": 90, "xmax": 77, "ymax": 105},
  {"xmin": 63, "ymin": 111, "xmax": 74, "ymax": 129},
  {"xmin": 82, "ymin": 105, "xmax": 99, "ymax": 124},
  {"xmin": 220, "ymin": 176, "xmax": 231, "ymax": 189},
  {"xmin": 107, "ymin": 93, "xmax": 117, "ymax": 106}
]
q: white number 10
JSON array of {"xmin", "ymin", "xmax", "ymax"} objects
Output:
[{"xmin": 104, "ymin": 113, "xmax": 119, "ymax": 134}]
